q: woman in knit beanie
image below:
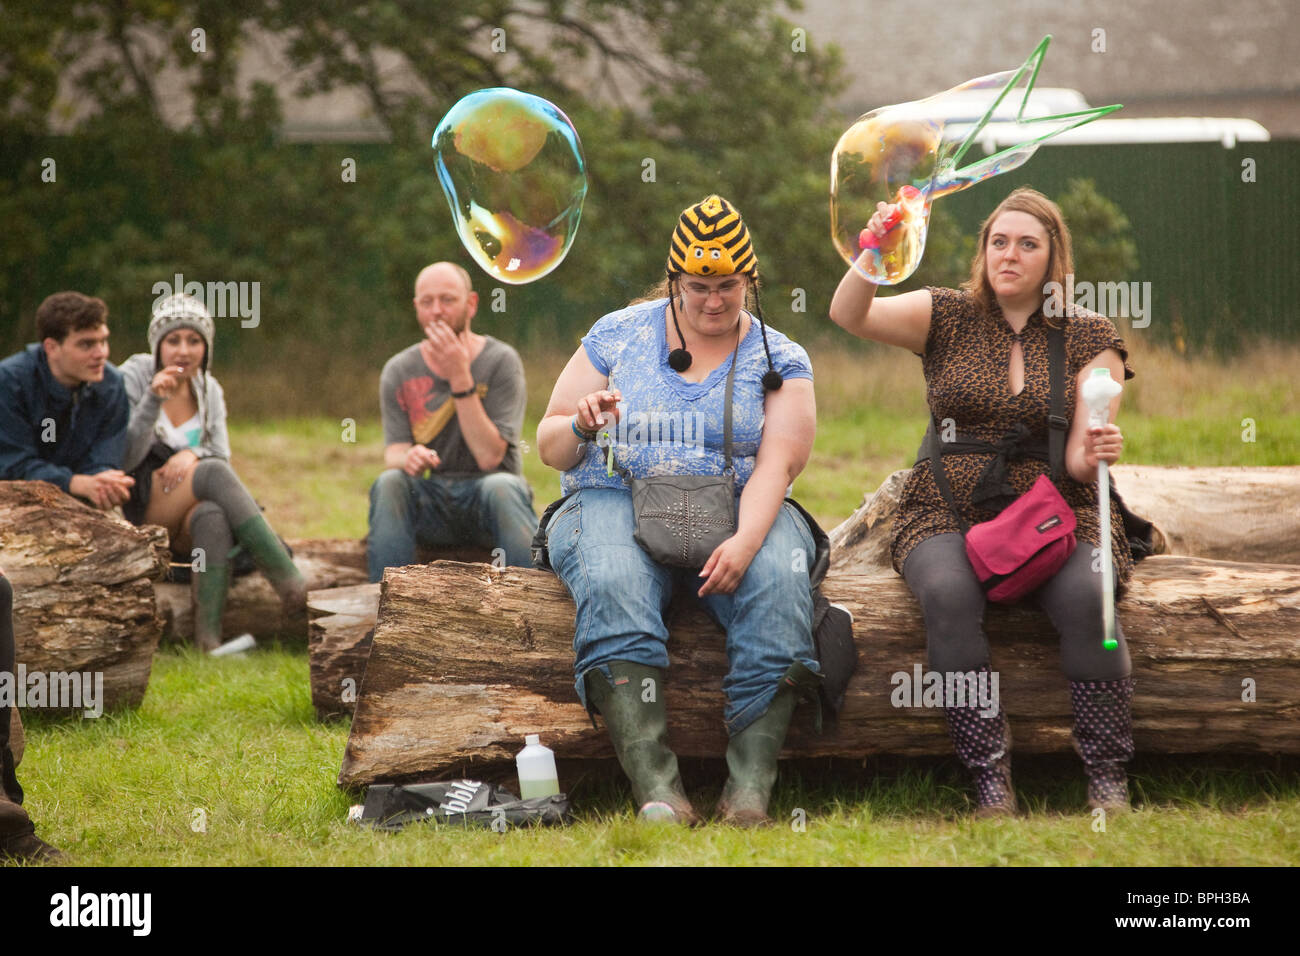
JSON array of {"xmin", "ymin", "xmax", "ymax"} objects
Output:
[{"xmin": 119, "ymin": 293, "xmax": 306, "ymax": 651}]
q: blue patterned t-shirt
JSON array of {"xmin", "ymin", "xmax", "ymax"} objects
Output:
[{"xmin": 561, "ymin": 298, "xmax": 813, "ymax": 495}]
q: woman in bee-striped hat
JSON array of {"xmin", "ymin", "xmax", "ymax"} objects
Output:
[{"xmin": 535, "ymin": 195, "xmax": 823, "ymax": 826}]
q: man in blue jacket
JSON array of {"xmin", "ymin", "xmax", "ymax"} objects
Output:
[{"xmin": 0, "ymin": 291, "xmax": 133, "ymax": 508}]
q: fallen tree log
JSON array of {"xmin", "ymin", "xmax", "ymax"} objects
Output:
[
  {"xmin": 1107, "ymin": 465, "xmax": 1300, "ymax": 564},
  {"xmin": 829, "ymin": 465, "xmax": 1300, "ymax": 572},
  {"xmin": 0, "ymin": 481, "xmax": 170, "ymax": 713},
  {"xmin": 153, "ymin": 547, "xmax": 368, "ymax": 645},
  {"xmin": 339, "ymin": 557, "xmax": 1300, "ymax": 788},
  {"xmin": 156, "ymin": 540, "xmax": 487, "ymax": 645},
  {"xmin": 309, "ymin": 583, "xmax": 379, "ymax": 719}
]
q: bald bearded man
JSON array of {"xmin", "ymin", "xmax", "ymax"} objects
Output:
[{"xmin": 367, "ymin": 262, "xmax": 537, "ymax": 581}]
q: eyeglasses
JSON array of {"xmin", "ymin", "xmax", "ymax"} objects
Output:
[{"xmin": 680, "ymin": 280, "xmax": 746, "ymax": 297}]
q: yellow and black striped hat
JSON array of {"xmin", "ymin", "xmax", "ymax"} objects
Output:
[{"xmin": 666, "ymin": 195, "xmax": 757, "ymax": 277}]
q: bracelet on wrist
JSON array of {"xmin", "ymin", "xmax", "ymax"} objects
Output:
[
  {"xmin": 571, "ymin": 417, "xmax": 597, "ymax": 443},
  {"xmin": 450, "ymin": 383, "xmax": 476, "ymax": 399}
]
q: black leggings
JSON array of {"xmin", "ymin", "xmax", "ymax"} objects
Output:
[{"xmin": 902, "ymin": 533, "xmax": 1132, "ymax": 681}]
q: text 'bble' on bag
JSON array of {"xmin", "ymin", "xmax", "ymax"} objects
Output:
[{"xmin": 355, "ymin": 779, "xmax": 571, "ymax": 831}]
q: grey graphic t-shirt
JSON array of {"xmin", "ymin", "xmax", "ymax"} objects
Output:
[{"xmin": 379, "ymin": 336, "xmax": 526, "ymax": 476}]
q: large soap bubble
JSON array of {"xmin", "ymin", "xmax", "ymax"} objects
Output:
[
  {"xmin": 434, "ymin": 88, "xmax": 588, "ymax": 284},
  {"xmin": 831, "ymin": 36, "xmax": 1121, "ymax": 285}
]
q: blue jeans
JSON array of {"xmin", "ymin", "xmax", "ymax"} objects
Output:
[
  {"xmin": 367, "ymin": 469, "xmax": 538, "ymax": 582},
  {"xmin": 544, "ymin": 487, "xmax": 819, "ymax": 735}
]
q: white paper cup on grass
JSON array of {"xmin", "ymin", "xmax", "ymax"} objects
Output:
[{"xmin": 210, "ymin": 633, "xmax": 257, "ymax": 657}]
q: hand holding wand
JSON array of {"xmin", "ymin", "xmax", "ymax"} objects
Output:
[{"xmin": 1080, "ymin": 368, "xmax": 1124, "ymax": 650}]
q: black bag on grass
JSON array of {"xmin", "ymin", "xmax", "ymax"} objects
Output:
[{"xmin": 357, "ymin": 779, "xmax": 571, "ymax": 831}]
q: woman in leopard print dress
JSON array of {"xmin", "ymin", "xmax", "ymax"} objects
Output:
[{"xmin": 829, "ymin": 187, "xmax": 1136, "ymax": 816}]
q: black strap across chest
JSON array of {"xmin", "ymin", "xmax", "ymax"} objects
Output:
[{"xmin": 920, "ymin": 323, "xmax": 1068, "ymax": 533}]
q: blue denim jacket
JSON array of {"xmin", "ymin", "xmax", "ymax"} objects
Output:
[{"xmin": 0, "ymin": 344, "xmax": 128, "ymax": 492}]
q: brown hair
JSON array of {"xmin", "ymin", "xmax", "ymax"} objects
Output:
[
  {"xmin": 962, "ymin": 187, "xmax": 1074, "ymax": 326},
  {"xmin": 35, "ymin": 291, "xmax": 109, "ymax": 343}
]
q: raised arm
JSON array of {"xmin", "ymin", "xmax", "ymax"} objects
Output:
[
  {"xmin": 424, "ymin": 325, "xmax": 511, "ymax": 473},
  {"xmin": 828, "ymin": 201, "xmax": 934, "ymax": 354}
]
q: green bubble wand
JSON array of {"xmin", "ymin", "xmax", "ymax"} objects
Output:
[
  {"xmin": 1081, "ymin": 368, "xmax": 1124, "ymax": 650},
  {"xmin": 598, "ymin": 373, "xmax": 617, "ymax": 477},
  {"xmin": 834, "ymin": 34, "xmax": 1124, "ymax": 285}
]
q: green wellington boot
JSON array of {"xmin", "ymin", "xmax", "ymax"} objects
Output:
[
  {"xmin": 232, "ymin": 515, "xmax": 307, "ymax": 638},
  {"xmin": 191, "ymin": 562, "xmax": 231, "ymax": 653},
  {"xmin": 584, "ymin": 662, "xmax": 698, "ymax": 825},
  {"xmin": 718, "ymin": 662, "xmax": 821, "ymax": 827}
]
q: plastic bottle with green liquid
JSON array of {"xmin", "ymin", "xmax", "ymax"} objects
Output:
[{"xmin": 515, "ymin": 734, "xmax": 560, "ymax": 799}]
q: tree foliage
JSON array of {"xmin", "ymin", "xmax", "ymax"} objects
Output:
[
  {"xmin": 1056, "ymin": 177, "xmax": 1140, "ymax": 286},
  {"xmin": 2, "ymin": 4, "xmax": 1153, "ymax": 374},
  {"xmin": 1, "ymin": 0, "xmax": 860, "ymax": 363}
]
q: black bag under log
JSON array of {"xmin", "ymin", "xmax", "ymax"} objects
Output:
[{"xmin": 355, "ymin": 779, "xmax": 571, "ymax": 831}]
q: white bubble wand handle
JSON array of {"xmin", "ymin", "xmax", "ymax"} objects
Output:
[{"xmin": 1080, "ymin": 368, "xmax": 1123, "ymax": 650}]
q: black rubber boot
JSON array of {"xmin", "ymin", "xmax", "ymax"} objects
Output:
[
  {"xmin": 1, "ymin": 577, "xmax": 23, "ymax": 804},
  {"xmin": 0, "ymin": 798, "xmax": 65, "ymax": 864},
  {"xmin": 942, "ymin": 666, "xmax": 1016, "ymax": 818},
  {"xmin": 717, "ymin": 662, "xmax": 820, "ymax": 827},
  {"xmin": 584, "ymin": 661, "xmax": 697, "ymax": 825},
  {"xmin": 1, "ymin": 710, "xmax": 22, "ymax": 806},
  {"xmin": 1069, "ymin": 677, "xmax": 1136, "ymax": 811}
]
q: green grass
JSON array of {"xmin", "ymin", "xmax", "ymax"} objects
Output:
[
  {"xmin": 19, "ymin": 648, "xmax": 1299, "ymax": 865},
  {"xmin": 11, "ymin": 341, "xmax": 1299, "ymax": 866}
]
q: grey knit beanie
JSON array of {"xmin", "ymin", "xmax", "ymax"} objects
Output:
[{"xmin": 149, "ymin": 293, "xmax": 215, "ymax": 370}]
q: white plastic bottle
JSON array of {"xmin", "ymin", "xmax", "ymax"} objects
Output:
[{"xmin": 516, "ymin": 734, "xmax": 560, "ymax": 799}]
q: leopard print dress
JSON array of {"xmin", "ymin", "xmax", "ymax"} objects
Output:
[{"xmin": 890, "ymin": 286, "xmax": 1136, "ymax": 584}]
